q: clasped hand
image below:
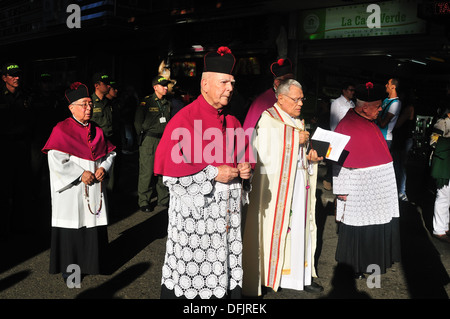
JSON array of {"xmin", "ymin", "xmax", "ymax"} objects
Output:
[
  {"xmin": 81, "ymin": 167, "xmax": 106, "ymax": 185},
  {"xmin": 215, "ymin": 163, "xmax": 252, "ymax": 183},
  {"xmin": 299, "ymin": 130, "xmax": 310, "ymax": 145}
]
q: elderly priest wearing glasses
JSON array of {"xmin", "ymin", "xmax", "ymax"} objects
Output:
[
  {"xmin": 242, "ymin": 78, "xmax": 324, "ymax": 296},
  {"xmin": 42, "ymin": 82, "xmax": 116, "ymax": 282}
]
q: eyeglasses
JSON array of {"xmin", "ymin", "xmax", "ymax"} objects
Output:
[
  {"xmin": 284, "ymin": 95, "xmax": 306, "ymax": 104},
  {"xmin": 72, "ymin": 101, "xmax": 93, "ymax": 109}
]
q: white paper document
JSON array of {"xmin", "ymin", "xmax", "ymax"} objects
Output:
[{"xmin": 311, "ymin": 127, "xmax": 350, "ymax": 162}]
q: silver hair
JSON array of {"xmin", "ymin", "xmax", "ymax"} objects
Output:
[{"xmin": 275, "ymin": 79, "xmax": 302, "ymax": 98}]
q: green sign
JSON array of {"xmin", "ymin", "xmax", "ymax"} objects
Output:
[{"xmin": 300, "ymin": 0, "xmax": 426, "ymax": 40}]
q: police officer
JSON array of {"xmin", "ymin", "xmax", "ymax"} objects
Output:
[
  {"xmin": 0, "ymin": 63, "xmax": 32, "ymax": 239},
  {"xmin": 104, "ymin": 78, "xmax": 122, "ymax": 149},
  {"xmin": 134, "ymin": 76, "xmax": 172, "ymax": 212},
  {"xmin": 91, "ymin": 72, "xmax": 114, "ymax": 140},
  {"xmin": 90, "ymin": 72, "xmax": 118, "ymax": 192}
]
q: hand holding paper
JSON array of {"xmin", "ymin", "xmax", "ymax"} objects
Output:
[
  {"xmin": 306, "ymin": 148, "xmax": 323, "ymax": 162},
  {"xmin": 309, "ymin": 127, "xmax": 350, "ymax": 162}
]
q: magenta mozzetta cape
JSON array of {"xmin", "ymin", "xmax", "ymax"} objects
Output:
[
  {"xmin": 154, "ymin": 94, "xmax": 249, "ymax": 177},
  {"xmin": 42, "ymin": 117, "xmax": 116, "ymax": 161},
  {"xmin": 334, "ymin": 108, "xmax": 392, "ymax": 168}
]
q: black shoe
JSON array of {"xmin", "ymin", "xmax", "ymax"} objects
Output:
[
  {"xmin": 140, "ymin": 205, "xmax": 151, "ymax": 212},
  {"xmin": 304, "ymin": 281, "xmax": 324, "ymax": 293}
]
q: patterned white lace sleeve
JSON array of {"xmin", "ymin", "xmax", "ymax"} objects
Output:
[
  {"xmin": 163, "ymin": 165, "xmax": 218, "ymax": 190},
  {"xmin": 333, "ymin": 163, "xmax": 399, "ymax": 226},
  {"xmin": 332, "ymin": 164, "xmax": 352, "ymax": 195},
  {"xmin": 161, "ymin": 165, "xmax": 244, "ymax": 299}
]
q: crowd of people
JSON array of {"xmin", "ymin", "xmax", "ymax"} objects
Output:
[{"xmin": 1, "ymin": 46, "xmax": 449, "ymax": 300}]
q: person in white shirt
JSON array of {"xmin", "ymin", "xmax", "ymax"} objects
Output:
[
  {"xmin": 430, "ymin": 108, "xmax": 450, "ymax": 242},
  {"xmin": 329, "ymin": 82, "xmax": 355, "ymax": 131},
  {"xmin": 325, "ymin": 82, "xmax": 355, "ymax": 190}
]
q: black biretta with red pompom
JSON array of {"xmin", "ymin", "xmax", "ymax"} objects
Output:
[
  {"xmin": 355, "ymin": 82, "xmax": 386, "ymax": 102},
  {"xmin": 203, "ymin": 46, "xmax": 236, "ymax": 75},
  {"xmin": 270, "ymin": 58, "xmax": 293, "ymax": 78},
  {"xmin": 65, "ymin": 82, "xmax": 90, "ymax": 104}
]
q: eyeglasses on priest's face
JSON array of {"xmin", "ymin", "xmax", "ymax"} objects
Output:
[
  {"xmin": 284, "ymin": 95, "xmax": 306, "ymax": 104},
  {"xmin": 72, "ymin": 101, "xmax": 93, "ymax": 109}
]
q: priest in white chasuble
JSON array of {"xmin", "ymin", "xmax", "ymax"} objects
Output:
[
  {"xmin": 42, "ymin": 82, "xmax": 116, "ymax": 280},
  {"xmin": 242, "ymin": 79, "xmax": 323, "ymax": 296}
]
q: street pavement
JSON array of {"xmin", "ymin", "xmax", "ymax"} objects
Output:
[{"xmin": 0, "ymin": 152, "xmax": 449, "ymax": 308}]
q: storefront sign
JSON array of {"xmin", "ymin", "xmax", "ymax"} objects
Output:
[{"xmin": 300, "ymin": 0, "xmax": 426, "ymax": 40}]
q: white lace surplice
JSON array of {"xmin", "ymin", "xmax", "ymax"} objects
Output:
[
  {"xmin": 161, "ymin": 165, "xmax": 244, "ymax": 299},
  {"xmin": 333, "ymin": 162, "xmax": 399, "ymax": 226}
]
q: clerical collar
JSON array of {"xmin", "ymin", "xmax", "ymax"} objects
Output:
[{"xmin": 72, "ymin": 116, "xmax": 89, "ymax": 127}]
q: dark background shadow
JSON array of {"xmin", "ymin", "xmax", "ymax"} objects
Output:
[
  {"xmin": 314, "ymin": 188, "xmax": 335, "ymax": 277},
  {"xmin": 399, "ymin": 200, "xmax": 450, "ymax": 298},
  {"xmin": 104, "ymin": 209, "xmax": 168, "ymax": 275},
  {"xmin": 401, "ymin": 160, "xmax": 450, "ymax": 298},
  {"xmin": 0, "ymin": 270, "xmax": 31, "ymax": 293},
  {"xmin": 320, "ymin": 263, "xmax": 371, "ymax": 299},
  {"xmin": 76, "ymin": 262, "xmax": 151, "ymax": 299},
  {"xmin": 0, "ymin": 228, "xmax": 51, "ymax": 274}
]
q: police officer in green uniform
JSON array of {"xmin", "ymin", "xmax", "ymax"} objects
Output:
[
  {"xmin": 0, "ymin": 63, "xmax": 32, "ymax": 239},
  {"xmin": 91, "ymin": 72, "xmax": 114, "ymax": 140},
  {"xmin": 90, "ymin": 72, "xmax": 118, "ymax": 192},
  {"xmin": 134, "ymin": 76, "xmax": 172, "ymax": 212},
  {"xmin": 105, "ymin": 79, "xmax": 122, "ymax": 149}
]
